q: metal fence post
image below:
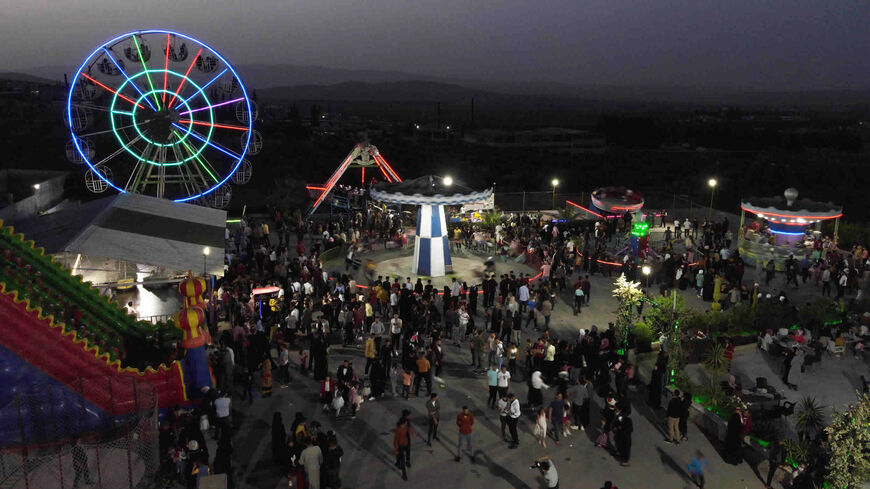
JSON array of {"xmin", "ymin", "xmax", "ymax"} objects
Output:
[{"xmin": 522, "ymin": 192, "xmax": 526, "ymax": 212}]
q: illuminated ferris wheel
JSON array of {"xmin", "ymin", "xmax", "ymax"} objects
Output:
[{"xmin": 65, "ymin": 29, "xmax": 263, "ymax": 206}]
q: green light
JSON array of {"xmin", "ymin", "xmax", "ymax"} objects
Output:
[
  {"xmin": 133, "ymin": 35, "xmax": 161, "ymax": 109},
  {"xmin": 631, "ymin": 222, "xmax": 650, "ymax": 237},
  {"xmin": 177, "ymin": 133, "xmax": 218, "ymax": 182},
  {"xmin": 226, "ymin": 219, "xmax": 241, "ymax": 223}
]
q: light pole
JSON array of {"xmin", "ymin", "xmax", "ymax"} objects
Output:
[
  {"xmin": 642, "ymin": 265, "xmax": 651, "ymax": 289},
  {"xmin": 707, "ymin": 178, "xmax": 717, "ymax": 221},
  {"xmin": 551, "ymin": 178, "xmax": 559, "ymax": 209},
  {"xmin": 202, "ymin": 246, "xmax": 210, "ymax": 277}
]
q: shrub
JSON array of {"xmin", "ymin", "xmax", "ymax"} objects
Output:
[{"xmin": 632, "ymin": 321, "xmax": 655, "ymax": 344}]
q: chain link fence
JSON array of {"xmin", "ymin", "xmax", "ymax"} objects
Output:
[{"xmin": 0, "ymin": 377, "xmax": 159, "ymax": 489}]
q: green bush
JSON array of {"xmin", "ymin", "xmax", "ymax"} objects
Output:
[{"xmin": 632, "ymin": 321, "xmax": 655, "ymax": 343}]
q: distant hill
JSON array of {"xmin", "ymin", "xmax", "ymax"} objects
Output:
[
  {"xmin": 0, "ymin": 72, "xmax": 59, "ymax": 85},
  {"xmin": 11, "ymin": 64, "xmax": 870, "ymax": 108}
]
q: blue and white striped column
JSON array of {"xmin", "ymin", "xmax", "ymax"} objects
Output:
[{"xmin": 413, "ymin": 204, "xmax": 453, "ymax": 276}]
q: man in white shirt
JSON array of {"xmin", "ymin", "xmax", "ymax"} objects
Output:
[
  {"xmin": 496, "ymin": 365, "xmax": 511, "ymax": 397},
  {"xmin": 390, "ymin": 314, "xmax": 403, "ymax": 353},
  {"xmin": 214, "ymin": 391, "xmax": 231, "ymax": 440},
  {"xmin": 518, "ymin": 284, "xmax": 530, "ymax": 314},
  {"xmin": 506, "ymin": 393, "xmax": 521, "ymax": 448}
]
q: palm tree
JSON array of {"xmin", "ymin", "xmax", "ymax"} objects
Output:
[{"xmin": 795, "ymin": 397, "xmax": 826, "ymax": 441}]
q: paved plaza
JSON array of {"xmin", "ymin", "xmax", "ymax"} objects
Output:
[{"xmin": 217, "ymin": 231, "xmax": 869, "ymax": 489}]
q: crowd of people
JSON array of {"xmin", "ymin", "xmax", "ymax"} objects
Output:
[{"xmin": 150, "ymin": 199, "xmax": 858, "ymax": 489}]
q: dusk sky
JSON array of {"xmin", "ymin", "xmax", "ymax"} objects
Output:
[{"xmin": 1, "ymin": 0, "xmax": 867, "ymax": 90}]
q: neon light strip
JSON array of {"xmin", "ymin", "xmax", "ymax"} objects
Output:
[
  {"xmin": 377, "ymin": 161, "xmax": 392, "ymax": 182},
  {"xmin": 306, "ymin": 185, "xmax": 328, "ymax": 191},
  {"xmin": 162, "ymin": 33, "xmax": 170, "ymax": 104},
  {"xmin": 178, "ymin": 120, "xmax": 249, "ymax": 131},
  {"xmin": 361, "ymin": 166, "xmax": 365, "ymax": 184},
  {"xmin": 80, "ymin": 73, "xmax": 145, "ymax": 109},
  {"xmin": 177, "ymin": 135, "xmax": 218, "ymax": 182},
  {"xmin": 179, "ymin": 68, "xmax": 227, "ymax": 107},
  {"xmin": 102, "ymin": 49, "xmax": 156, "ymax": 111},
  {"xmin": 166, "ymin": 48, "xmax": 203, "ymax": 109},
  {"xmin": 112, "ymin": 110, "xmax": 134, "ymax": 116},
  {"xmin": 311, "ymin": 152, "xmax": 355, "ymax": 214},
  {"xmin": 566, "ymin": 199, "xmax": 604, "ymax": 218},
  {"xmin": 769, "ymin": 229, "xmax": 806, "ymax": 236},
  {"xmin": 132, "ymin": 35, "xmax": 161, "ymax": 109},
  {"xmin": 611, "ymin": 205, "xmax": 643, "ymax": 210},
  {"xmin": 178, "ymin": 97, "xmax": 244, "ymax": 115},
  {"xmin": 376, "ymin": 154, "xmax": 402, "ymax": 182},
  {"xmin": 173, "ymin": 123, "xmax": 241, "ymax": 160},
  {"xmin": 226, "ymin": 219, "xmax": 241, "ymax": 223},
  {"xmin": 740, "ymin": 206, "xmax": 841, "ymax": 221}
]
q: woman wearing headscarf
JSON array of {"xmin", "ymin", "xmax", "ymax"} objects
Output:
[{"xmin": 271, "ymin": 412, "xmax": 287, "ymax": 464}]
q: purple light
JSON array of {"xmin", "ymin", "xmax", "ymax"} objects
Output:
[{"xmin": 178, "ymin": 97, "xmax": 245, "ymax": 116}]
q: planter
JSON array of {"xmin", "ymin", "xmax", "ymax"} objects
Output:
[{"xmin": 689, "ymin": 401, "xmax": 728, "ymax": 441}]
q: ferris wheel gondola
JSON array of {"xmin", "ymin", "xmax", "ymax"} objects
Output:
[{"xmin": 66, "ymin": 29, "xmax": 260, "ymax": 205}]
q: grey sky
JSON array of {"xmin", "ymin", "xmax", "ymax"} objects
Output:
[{"xmin": 1, "ymin": 0, "xmax": 867, "ymax": 90}]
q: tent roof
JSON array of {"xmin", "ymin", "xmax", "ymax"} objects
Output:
[{"xmin": 10, "ymin": 193, "xmax": 226, "ymax": 276}]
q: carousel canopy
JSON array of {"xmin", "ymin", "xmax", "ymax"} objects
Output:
[
  {"xmin": 10, "ymin": 193, "xmax": 226, "ymax": 276},
  {"xmin": 370, "ymin": 175, "xmax": 493, "ymax": 206},
  {"xmin": 741, "ymin": 188, "xmax": 842, "ymax": 224}
]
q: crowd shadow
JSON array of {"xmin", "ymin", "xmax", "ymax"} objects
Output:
[{"xmin": 471, "ymin": 451, "xmax": 534, "ymax": 489}]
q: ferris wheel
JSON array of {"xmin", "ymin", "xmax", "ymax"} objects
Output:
[{"xmin": 66, "ymin": 29, "xmax": 262, "ymax": 205}]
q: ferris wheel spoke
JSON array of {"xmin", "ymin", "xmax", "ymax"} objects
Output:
[
  {"xmin": 94, "ymin": 134, "xmax": 143, "ymax": 167},
  {"xmin": 166, "ymin": 48, "xmax": 203, "ymax": 109},
  {"xmin": 179, "ymin": 68, "xmax": 227, "ymax": 107},
  {"xmin": 178, "ymin": 96, "xmax": 244, "ymax": 116},
  {"xmin": 172, "ymin": 129, "xmax": 219, "ymax": 183},
  {"xmin": 78, "ymin": 122, "xmax": 139, "ymax": 138},
  {"xmin": 102, "ymin": 48, "xmax": 157, "ymax": 112},
  {"xmin": 131, "ymin": 34, "xmax": 161, "ymax": 110},
  {"xmin": 125, "ymin": 143, "xmax": 151, "ymax": 191},
  {"xmin": 177, "ymin": 120, "xmax": 249, "ymax": 131},
  {"xmin": 172, "ymin": 123, "xmax": 243, "ymax": 161},
  {"xmin": 162, "ymin": 33, "xmax": 171, "ymax": 105},
  {"xmin": 80, "ymin": 73, "xmax": 146, "ymax": 110}
]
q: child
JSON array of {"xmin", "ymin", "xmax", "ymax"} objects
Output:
[
  {"xmin": 348, "ymin": 381, "xmax": 361, "ymax": 418},
  {"xmin": 534, "ymin": 407, "xmax": 548, "ymax": 448},
  {"xmin": 562, "ymin": 402, "xmax": 572, "ymax": 438},
  {"xmin": 298, "ymin": 348, "xmax": 308, "ymax": 376},
  {"xmin": 401, "ymin": 369, "xmax": 412, "ymax": 400}
]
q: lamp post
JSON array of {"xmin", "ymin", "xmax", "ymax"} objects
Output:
[
  {"xmin": 202, "ymin": 246, "xmax": 210, "ymax": 277},
  {"xmin": 642, "ymin": 265, "xmax": 651, "ymax": 289},
  {"xmin": 707, "ymin": 178, "xmax": 717, "ymax": 221},
  {"xmin": 551, "ymin": 178, "xmax": 559, "ymax": 209}
]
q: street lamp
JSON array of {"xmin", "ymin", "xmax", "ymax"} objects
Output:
[
  {"xmin": 443, "ymin": 176, "xmax": 453, "ymax": 186},
  {"xmin": 707, "ymin": 178, "xmax": 717, "ymax": 221},
  {"xmin": 642, "ymin": 265, "xmax": 651, "ymax": 288},
  {"xmin": 551, "ymin": 178, "xmax": 559, "ymax": 209},
  {"xmin": 33, "ymin": 184, "xmax": 40, "ymax": 190},
  {"xmin": 202, "ymin": 246, "xmax": 210, "ymax": 276}
]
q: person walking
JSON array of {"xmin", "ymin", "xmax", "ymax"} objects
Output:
[
  {"xmin": 506, "ymin": 393, "xmax": 521, "ymax": 449},
  {"xmin": 497, "ymin": 394, "xmax": 510, "ymax": 440},
  {"xmin": 612, "ymin": 407, "xmax": 633, "ymax": 467},
  {"xmin": 393, "ymin": 417, "xmax": 411, "ymax": 480},
  {"xmin": 71, "ymin": 437, "xmax": 93, "ymax": 489},
  {"xmin": 486, "ymin": 364, "xmax": 499, "ymax": 408},
  {"xmin": 455, "ymin": 405, "xmax": 475, "ymax": 463},
  {"xmin": 665, "ymin": 390, "xmax": 682, "ymax": 444},
  {"xmin": 324, "ymin": 432, "xmax": 344, "ymax": 489},
  {"xmin": 679, "ymin": 390, "xmax": 692, "ymax": 441},
  {"xmin": 687, "ymin": 450, "xmax": 709, "ymax": 488},
  {"xmin": 765, "ymin": 439, "xmax": 785, "ymax": 489},
  {"xmin": 497, "ymin": 364, "xmax": 511, "ymax": 398},
  {"xmin": 548, "ymin": 392, "xmax": 565, "ymax": 445},
  {"xmin": 426, "ymin": 393, "xmax": 440, "ymax": 445},
  {"xmin": 300, "ymin": 439, "xmax": 324, "ymax": 489}
]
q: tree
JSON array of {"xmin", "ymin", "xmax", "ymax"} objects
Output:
[
  {"xmin": 612, "ymin": 274, "xmax": 644, "ymax": 352},
  {"xmin": 480, "ymin": 210, "xmax": 502, "ymax": 233},
  {"xmin": 825, "ymin": 392, "xmax": 870, "ymax": 489}
]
